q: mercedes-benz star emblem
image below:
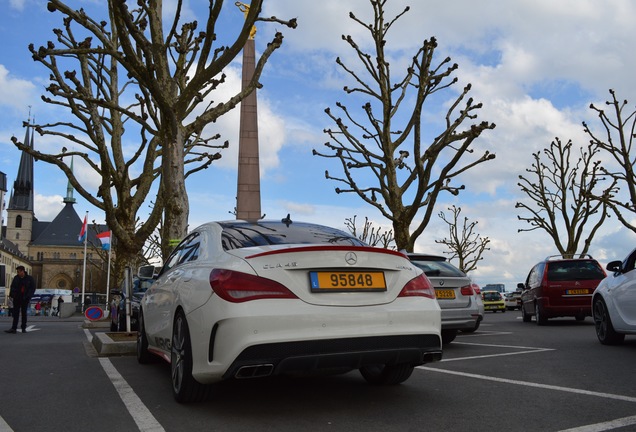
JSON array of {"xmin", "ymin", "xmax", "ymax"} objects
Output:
[{"xmin": 345, "ymin": 252, "xmax": 358, "ymax": 265}]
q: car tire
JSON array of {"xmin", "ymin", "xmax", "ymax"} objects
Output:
[
  {"xmin": 521, "ymin": 303, "xmax": 532, "ymax": 322},
  {"xmin": 535, "ymin": 303, "xmax": 547, "ymax": 326},
  {"xmin": 441, "ymin": 329, "xmax": 458, "ymax": 345},
  {"xmin": 360, "ymin": 363, "xmax": 414, "ymax": 385},
  {"xmin": 136, "ymin": 309, "xmax": 155, "ymax": 364},
  {"xmin": 593, "ymin": 298, "xmax": 625, "ymax": 345},
  {"xmin": 171, "ymin": 310, "xmax": 211, "ymax": 403}
]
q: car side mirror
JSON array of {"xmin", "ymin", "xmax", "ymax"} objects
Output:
[
  {"xmin": 138, "ymin": 265, "xmax": 157, "ymax": 279},
  {"xmin": 517, "ymin": 282, "xmax": 526, "ymax": 290},
  {"xmin": 606, "ymin": 260, "xmax": 623, "ymax": 273}
]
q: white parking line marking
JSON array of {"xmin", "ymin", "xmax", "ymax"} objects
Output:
[
  {"xmin": 461, "ymin": 330, "xmax": 512, "ymax": 339},
  {"xmin": 418, "ymin": 367, "xmax": 636, "ymax": 403},
  {"xmin": 0, "ymin": 415, "xmax": 13, "ymax": 432},
  {"xmin": 453, "ymin": 341, "xmax": 552, "ymax": 350},
  {"xmin": 558, "ymin": 414, "xmax": 636, "ymax": 432},
  {"xmin": 83, "ymin": 330, "xmax": 164, "ymax": 431},
  {"xmin": 440, "ymin": 337, "xmax": 636, "ymax": 431},
  {"xmin": 439, "ymin": 341, "xmax": 554, "ymax": 362},
  {"xmin": 99, "ymin": 358, "xmax": 165, "ymax": 432},
  {"xmin": 439, "ymin": 348, "xmax": 554, "ymax": 362}
]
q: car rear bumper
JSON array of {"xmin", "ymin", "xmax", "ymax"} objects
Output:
[
  {"xmin": 439, "ymin": 300, "xmax": 481, "ymax": 330},
  {"xmin": 539, "ymin": 297, "xmax": 592, "ymax": 317},
  {"xmin": 186, "ymin": 297, "xmax": 441, "ymax": 384},
  {"xmin": 441, "ymin": 312, "xmax": 481, "ymax": 330},
  {"xmin": 224, "ymin": 334, "xmax": 442, "ymax": 380}
]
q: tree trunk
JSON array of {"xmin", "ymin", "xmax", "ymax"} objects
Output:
[{"xmin": 161, "ymin": 121, "xmax": 189, "ymax": 257}]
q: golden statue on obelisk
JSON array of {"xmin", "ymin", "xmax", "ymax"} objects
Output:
[{"xmin": 235, "ymin": 2, "xmax": 257, "ymax": 39}]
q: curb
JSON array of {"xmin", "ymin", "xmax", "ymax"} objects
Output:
[{"xmin": 91, "ymin": 332, "xmax": 136, "ymax": 356}]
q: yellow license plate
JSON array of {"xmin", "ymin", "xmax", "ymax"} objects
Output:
[
  {"xmin": 310, "ymin": 271, "xmax": 386, "ymax": 292},
  {"xmin": 436, "ymin": 289, "xmax": 456, "ymax": 299},
  {"xmin": 566, "ymin": 289, "xmax": 589, "ymax": 295}
]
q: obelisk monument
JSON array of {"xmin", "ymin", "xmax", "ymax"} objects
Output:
[{"xmin": 236, "ymin": 3, "xmax": 262, "ymax": 221}]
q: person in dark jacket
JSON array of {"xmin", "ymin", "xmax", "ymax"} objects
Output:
[{"xmin": 5, "ymin": 266, "xmax": 36, "ymax": 334}]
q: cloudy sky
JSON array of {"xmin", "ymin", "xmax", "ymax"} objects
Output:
[{"xmin": 1, "ymin": 0, "xmax": 635, "ymax": 289}]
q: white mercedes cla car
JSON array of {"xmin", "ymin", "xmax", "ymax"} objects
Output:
[
  {"xmin": 592, "ymin": 247, "xmax": 636, "ymax": 345},
  {"xmin": 137, "ymin": 219, "xmax": 442, "ymax": 402}
]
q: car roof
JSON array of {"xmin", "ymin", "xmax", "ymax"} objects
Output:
[{"xmin": 543, "ymin": 254, "xmax": 596, "ymax": 262}]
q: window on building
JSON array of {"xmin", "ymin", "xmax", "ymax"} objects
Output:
[{"xmin": 15, "ymin": 215, "xmax": 22, "ymax": 228}]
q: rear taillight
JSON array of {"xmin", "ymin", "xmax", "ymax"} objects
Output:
[
  {"xmin": 460, "ymin": 285, "xmax": 475, "ymax": 296},
  {"xmin": 209, "ymin": 269, "xmax": 297, "ymax": 303},
  {"xmin": 472, "ymin": 284, "xmax": 481, "ymax": 295},
  {"xmin": 398, "ymin": 274, "xmax": 436, "ymax": 299}
]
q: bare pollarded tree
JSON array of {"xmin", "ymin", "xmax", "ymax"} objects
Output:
[
  {"xmin": 515, "ymin": 137, "xmax": 608, "ymax": 257},
  {"xmin": 12, "ymin": 0, "xmax": 296, "ymax": 275},
  {"xmin": 435, "ymin": 205, "xmax": 490, "ymax": 274},
  {"xmin": 313, "ymin": 0, "xmax": 495, "ymax": 252},
  {"xmin": 584, "ymin": 89, "xmax": 636, "ymax": 233},
  {"xmin": 344, "ymin": 215, "xmax": 395, "ymax": 249}
]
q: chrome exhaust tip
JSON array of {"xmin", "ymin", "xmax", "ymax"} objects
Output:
[{"xmin": 235, "ymin": 364, "xmax": 275, "ymax": 379}]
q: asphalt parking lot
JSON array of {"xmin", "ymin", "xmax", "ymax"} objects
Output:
[{"xmin": 1, "ymin": 311, "xmax": 635, "ymax": 432}]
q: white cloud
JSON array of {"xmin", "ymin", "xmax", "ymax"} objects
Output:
[
  {"xmin": 34, "ymin": 193, "xmax": 64, "ymax": 221},
  {"xmin": 0, "ymin": 65, "xmax": 36, "ymax": 111}
]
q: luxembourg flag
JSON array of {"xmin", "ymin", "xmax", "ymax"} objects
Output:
[
  {"xmin": 97, "ymin": 231, "xmax": 111, "ymax": 251},
  {"xmin": 78, "ymin": 215, "xmax": 88, "ymax": 243}
]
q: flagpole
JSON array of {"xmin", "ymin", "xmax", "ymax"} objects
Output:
[
  {"xmin": 104, "ymin": 231, "xmax": 112, "ymax": 314},
  {"xmin": 81, "ymin": 211, "xmax": 88, "ymax": 312}
]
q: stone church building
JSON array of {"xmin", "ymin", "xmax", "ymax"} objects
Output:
[{"xmin": 1, "ymin": 125, "xmax": 108, "ymax": 302}]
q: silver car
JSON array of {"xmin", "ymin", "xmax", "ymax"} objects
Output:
[{"xmin": 409, "ymin": 254, "xmax": 483, "ymax": 344}]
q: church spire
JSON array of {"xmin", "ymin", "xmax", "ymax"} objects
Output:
[
  {"xmin": 63, "ymin": 156, "xmax": 76, "ymax": 204},
  {"xmin": 8, "ymin": 122, "xmax": 34, "ymax": 211}
]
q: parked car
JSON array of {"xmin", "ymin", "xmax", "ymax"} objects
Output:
[
  {"xmin": 482, "ymin": 290, "xmax": 506, "ymax": 312},
  {"xmin": 519, "ymin": 255, "xmax": 606, "ymax": 325},
  {"xmin": 110, "ymin": 274, "xmax": 155, "ymax": 332},
  {"xmin": 504, "ymin": 291, "xmax": 521, "ymax": 310},
  {"xmin": 137, "ymin": 220, "xmax": 443, "ymax": 403},
  {"xmin": 592, "ymin": 247, "xmax": 636, "ymax": 345},
  {"xmin": 409, "ymin": 254, "xmax": 483, "ymax": 343}
]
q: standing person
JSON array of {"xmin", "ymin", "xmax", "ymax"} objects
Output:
[
  {"xmin": 57, "ymin": 295, "xmax": 64, "ymax": 317},
  {"xmin": 5, "ymin": 266, "xmax": 36, "ymax": 334}
]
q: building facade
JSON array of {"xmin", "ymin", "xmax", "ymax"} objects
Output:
[{"xmin": 1, "ymin": 125, "xmax": 108, "ymax": 304}]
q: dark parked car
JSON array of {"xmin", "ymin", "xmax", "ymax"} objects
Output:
[
  {"xmin": 110, "ymin": 274, "xmax": 155, "ymax": 332},
  {"xmin": 519, "ymin": 255, "xmax": 606, "ymax": 325}
]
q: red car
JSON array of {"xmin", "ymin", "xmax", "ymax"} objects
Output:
[{"xmin": 519, "ymin": 255, "xmax": 606, "ymax": 325}]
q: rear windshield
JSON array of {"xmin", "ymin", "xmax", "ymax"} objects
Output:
[
  {"xmin": 410, "ymin": 259, "xmax": 465, "ymax": 278},
  {"xmin": 483, "ymin": 292, "xmax": 502, "ymax": 301},
  {"xmin": 219, "ymin": 221, "xmax": 367, "ymax": 251},
  {"xmin": 546, "ymin": 260, "xmax": 606, "ymax": 281}
]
